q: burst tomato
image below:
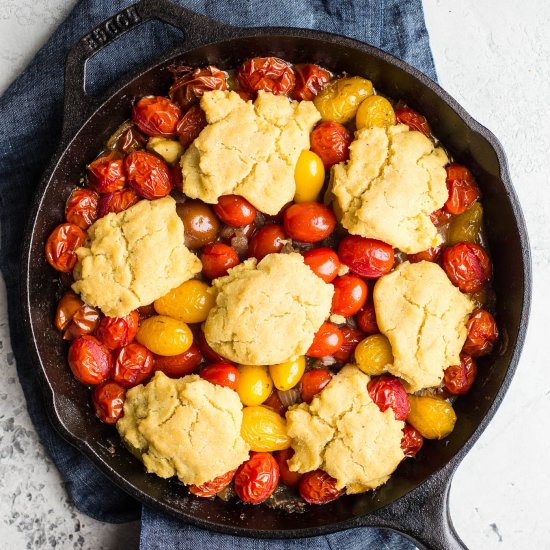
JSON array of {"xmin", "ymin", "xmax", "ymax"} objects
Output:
[
  {"xmin": 401, "ymin": 424, "xmax": 424, "ymax": 458},
  {"xmin": 331, "ymin": 275, "xmax": 368, "ymax": 317},
  {"xmin": 248, "ymin": 224, "xmax": 286, "ymax": 261},
  {"xmin": 68, "ymin": 335, "xmax": 112, "ymax": 385},
  {"xmin": 395, "ymin": 106, "xmax": 431, "ymax": 137},
  {"xmin": 176, "ymin": 104, "xmax": 207, "ymax": 149},
  {"xmin": 291, "ymin": 64, "xmax": 331, "ymax": 101},
  {"xmin": 92, "ymin": 381, "xmax": 126, "ymax": 424},
  {"xmin": 213, "ymin": 195, "xmax": 257, "ymax": 227},
  {"xmin": 112, "ymin": 342, "xmax": 154, "ymax": 388},
  {"xmin": 408, "ymin": 244, "xmax": 443, "ymax": 264},
  {"xmin": 338, "ymin": 235, "xmax": 394, "ymax": 278},
  {"xmin": 333, "ymin": 327, "xmax": 365, "ymax": 362},
  {"xmin": 97, "ymin": 188, "xmax": 140, "ymax": 218},
  {"xmin": 188, "ymin": 468, "xmax": 237, "ymax": 497},
  {"xmin": 444, "ymin": 164, "xmax": 480, "ymax": 215},
  {"xmin": 237, "ymin": 57, "xmax": 295, "ymax": 96},
  {"xmin": 367, "ymin": 375, "xmax": 410, "ymax": 421},
  {"xmin": 307, "ymin": 322, "xmax": 343, "ymax": 358},
  {"xmin": 283, "ymin": 202, "xmax": 336, "ymax": 243},
  {"xmin": 302, "ymin": 247, "xmax": 340, "ymax": 283},
  {"xmin": 444, "ymin": 353, "xmax": 477, "ymax": 395},
  {"xmin": 65, "ymin": 188, "xmax": 98, "ymax": 229},
  {"xmin": 442, "ymin": 242, "xmax": 492, "ymax": 293},
  {"xmin": 310, "ymin": 121, "xmax": 352, "ymax": 170},
  {"xmin": 200, "ymin": 243, "xmax": 240, "ymax": 279},
  {"xmin": 299, "ymin": 470, "xmax": 344, "ymax": 505},
  {"xmin": 45, "ymin": 223, "xmax": 86, "ymax": 273},
  {"xmin": 87, "ymin": 151, "xmax": 126, "ymax": 193},
  {"xmin": 124, "ymin": 151, "xmax": 172, "ymax": 199},
  {"xmin": 169, "ymin": 65, "xmax": 227, "ymax": 110},
  {"xmin": 300, "ymin": 369, "xmax": 333, "ymax": 403},
  {"xmin": 275, "ymin": 448, "xmax": 302, "ymax": 487},
  {"xmin": 62, "ymin": 304, "xmax": 100, "ymax": 341},
  {"xmin": 234, "ymin": 452, "xmax": 279, "ymax": 504},
  {"xmin": 463, "ymin": 309, "xmax": 499, "ymax": 357},
  {"xmin": 200, "ymin": 363, "xmax": 239, "ymax": 390},
  {"xmin": 132, "ymin": 96, "xmax": 182, "ymax": 138},
  {"xmin": 153, "ymin": 343, "xmax": 202, "ymax": 378},
  {"xmin": 95, "ymin": 311, "xmax": 139, "ymax": 350}
]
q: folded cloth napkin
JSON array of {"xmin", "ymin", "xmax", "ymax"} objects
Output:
[{"xmin": 0, "ymin": 0, "xmax": 436, "ymax": 547}]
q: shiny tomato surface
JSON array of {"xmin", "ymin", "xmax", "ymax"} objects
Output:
[
  {"xmin": 299, "ymin": 470, "xmax": 344, "ymax": 505},
  {"xmin": 62, "ymin": 303, "xmax": 100, "ymax": 341},
  {"xmin": 234, "ymin": 452, "xmax": 279, "ymax": 504},
  {"xmin": 283, "ymin": 202, "xmax": 336, "ymax": 243},
  {"xmin": 310, "ymin": 121, "xmax": 352, "ymax": 169},
  {"xmin": 169, "ymin": 65, "xmax": 227, "ymax": 110},
  {"xmin": 213, "ymin": 195, "xmax": 257, "ymax": 227},
  {"xmin": 338, "ymin": 235, "xmax": 394, "ymax": 278},
  {"xmin": 196, "ymin": 329, "xmax": 228, "ymax": 363},
  {"xmin": 307, "ymin": 322, "xmax": 343, "ymax": 358},
  {"xmin": 95, "ymin": 311, "xmax": 139, "ymax": 350},
  {"xmin": 176, "ymin": 104, "xmax": 207, "ymax": 149},
  {"xmin": 248, "ymin": 224, "xmax": 286, "ymax": 261},
  {"xmin": 153, "ymin": 343, "xmax": 202, "ymax": 378},
  {"xmin": 237, "ymin": 57, "xmax": 295, "ymax": 95},
  {"xmin": 65, "ymin": 188, "xmax": 99, "ymax": 229},
  {"xmin": 302, "ymin": 247, "xmax": 340, "ymax": 283},
  {"xmin": 200, "ymin": 363, "xmax": 239, "ymax": 390},
  {"xmin": 132, "ymin": 96, "xmax": 182, "ymax": 138},
  {"xmin": 401, "ymin": 424, "xmax": 424, "ymax": 458},
  {"xmin": 356, "ymin": 302, "xmax": 379, "ymax": 334},
  {"xmin": 463, "ymin": 309, "xmax": 499, "ymax": 357},
  {"xmin": 68, "ymin": 335, "xmax": 112, "ymax": 385},
  {"xmin": 444, "ymin": 164, "xmax": 480, "ymax": 215},
  {"xmin": 188, "ymin": 468, "xmax": 237, "ymax": 497},
  {"xmin": 333, "ymin": 327, "xmax": 365, "ymax": 362},
  {"xmin": 45, "ymin": 223, "xmax": 86, "ymax": 272},
  {"xmin": 275, "ymin": 448, "xmax": 302, "ymax": 487},
  {"xmin": 55, "ymin": 290, "xmax": 85, "ymax": 332},
  {"xmin": 200, "ymin": 243, "xmax": 240, "ymax": 279},
  {"xmin": 291, "ymin": 64, "xmax": 331, "ymax": 101},
  {"xmin": 395, "ymin": 106, "xmax": 431, "ymax": 137},
  {"xmin": 300, "ymin": 369, "xmax": 333, "ymax": 403},
  {"xmin": 124, "ymin": 151, "xmax": 172, "ymax": 199},
  {"xmin": 92, "ymin": 381, "xmax": 126, "ymax": 424},
  {"xmin": 97, "ymin": 189, "xmax": 140, "ymax": 218},
  {"xmin": 367, "ymin": 375, "xmax": 410, "ymax": 421},
  {"xmin": 408, "ymin": 244, "xmax": 443, "ymax": 264},
  {"xmin": 87, "ymin": 151, "xmax": 126, "ymax": 193},
  {"xmin": 331, "ymin": 275, "xmax": 368, "ymax": 317},
  {"xmin": 112, "ymin": 342, "xmax": 154, "ymax": 388},
  {"xmin": 442, "ymin": 242, "xmax": 492, "ymax": 293},
  {"xmin": 444, "ymin": 353, "xmax": 477, "ymax": 394}
]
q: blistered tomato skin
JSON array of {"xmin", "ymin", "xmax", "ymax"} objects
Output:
[
  {"xmin": 333, "ymin": 327, "xmax": 365, "ymax": 362},
  {"xmin": 248, "ymin": 224, "xmax": 286, "ymax": 261},
  {"xmin": 68, "ymin": 335, "xmax": 112, "ymax": 385},
  {"xmin": 176, "ymin": 200, "xmax": 220, "ymax": 250},
  {"xmin": 87, "ymin": 152, "xmax": 126, "ymax": 194},
  {"xmin": 408, "ymin": 244, "xmax": 443, "ymax": 264},
  {"xmin": 213, "ymin": 195, "xmax": 257, "ymax": 227},
  {"xmin": 241, "ymin": 405, "xmax": 291, "ymax": 452},
  {"xmin": 200, "ymin": 243, "xmax": 240, "ymax": 279},
  {"xmin": 283, "ymin": 202, "xmax": 336, "ymax": 243},
  {"xmin": 136, "ymin": 315, "xmax": 193, "ymax": 356},
  {"xmin": 310, "ymin": 121, "xmax": 352, "ymax": 170},
  {"xmin": 314, "ymin": 77, "xmax": 374, "ymax": 123},
  {"xmin": 65, "ymin": 188, "xmax": 99, "ymax": 229},
  {"xmin": 355, "ymin": 334, "xmax": 393, "ymax": 376},
  {"xmin": 97, "ymin": 189, "xmax": 140, "ymax": 218},
  {"xmin": 153, "ymin": 343, "xmax": 202, "ymax": 378},
  {"xmin": 442, "ymin": 242, "xmax": 492, "ymax": 293},
  {"xmin": 234, "ymin": 452, "xmax": 280, "ymax": 504},
  {"xmin": 338, "ymin": 235, "xmax": 394, "ymax": 278},
  {"xmin": 355, "ymin": 95, "xmax": 396, "ymax": 129},
  {"xmin": 61, "ymin": 302, "xmax": 100, "ymax": 341},
  {"xmin": 112, "ymin": 342, "xmax": 154, "ymax": 388},
  {"xmin": 356, "ymin": 302, "xmax": 379, "ymax": 334},
  {"xmin": 237, "ymin": 57, "xmax": 295, "ymax": 96},
  {"xmin": 95, "ymin": 311, "xmax": 139, "ymax": 350},
  {"xmin": 448, "ymin": 202, "xmax": 483, "ymax": 245},
  {"xmin": 189, "ymin": 468, "xmax": 237, "ymax": 497},
  {"xmin": 291, "ymin": 64, "xmax": 331, "ymax": 101},
  {"xmin": 92, "ymin": 381, "xmax": 126, "ymax": 425},
  {"xmin": 177, "ymin": 104, "xmax": 207, "ymax": 149},
  {"xmin": 444, "ymin": 353, "xmax": 477, "ymax": 395},
  {"xmin": 45, "ymin": 223, "xmax": 86, "ymax": 273},
  {"xmin": 300, "ymin": 369, "xmax": 333, "ymax": 403},
  {"xmin": 55, "ymin": 290, "xmax": 85, "ymax": 332},
  {"xmin": 154, "ymin": 280, "xmax": 215, "ymax": 324},
  {"xmin": 463, "ymin": 309, "xmax": 499, "ymax": 357},
  {"xmin": 132, "ymin": 96, "xmax": 183, "ymax": 138},
  {"xmin": 395, "ymin": 106, "xmax": 431, "ymax": 137},
  {"xmin": 169, "ymin": 65, "xmax": 227, "ymax": 110},
  {"xmin": 401, "ymin": 424, "xmax": 424, "ymax": 458},
  {"xmin": 236, "ymin": 365, "xmax": 273, "ymax": 406},
  {"xmin": 269, "ymin": 356, "xmax": 306, "ymax": 391},
  {"xmin": 299, "ymin": 470, "xmax": 344, "ymax": 505},
  {"xmin": 444, "ymin": 164, "xmax": 480, "ymax": 215},
  {"xmin": 302, "ymin": 248, "xmax": 340, "ymax": 283},
  {"xmin": 307, "ymin": 322, "xmax": 343, "ymax": 358},
  {"xmin": 294, "ymin": 150, "xmax": 325, "ymax": 203},
  {"xmin": 200, "ymin": 363, "xmax": 239, "ymax": 390},
  {"xmin": 124, "ymin": 151, "xmax": 172, "ymax": 200},
  {"xmin": 331, "ymin": 275, "xmax": 368, "ymax": 317},
  {"xmin": 367, "ymin": 375, "xmax": 410, "ymax": 421},
  {"xmin": 275, "ymin": 448, "xmax": 303, "ymax": 487}
]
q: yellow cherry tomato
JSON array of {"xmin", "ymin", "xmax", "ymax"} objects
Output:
[
  {"xmin": 136, "ymin": 315, "xmax": 193, "ymax": 356},
  {"xmin": 236, "ymin": 365, "xmax": 273, "ymax": 406},
  {"xmin": 354, "ymin": 334, "xmax": 393, "ymax": 375},
  {"xmin": 294, "ymin": 151, "xmax": 325, "ymax": 203},
  {"xmin": 355, "ymin": 95, "xmax": 396, "ymax": 129},
  {"xmin": 269, "ymin": 356, "xmax": 306, "ymax": 391},
  {"xmin": 407, "ymin": 396, "xmax": 457, "ymax": 439},
  {"xmin": 154, "ymin": 279, "xmax": 215, "ymax": 324},
  {"xmin": 241, "ymin": 405, "xmax": 291, "ymax": 452}
]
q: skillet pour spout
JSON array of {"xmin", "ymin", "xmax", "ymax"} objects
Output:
[{"xmin": 21, "ymin": 0, "xmax": 531, "ymax": 548}]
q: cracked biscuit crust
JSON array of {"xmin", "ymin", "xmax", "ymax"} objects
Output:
[
  {"xmin": 116, "ymin": 371, "xmax": 250, "ymax": 486},
  {"xmin": 72, "ymin": 197, "xmax": 201, "ymax": 317},
  {"xmin": 204, "ymin": 253, "xmax": 334, "ymax": 365},
  {"xmin": 331, "ymin": 124, "xmax": 449, "ymax": 254},
  {"xmin": 286, "ymin": 365, "xmax": 405, "ymax": 492},
  {"xmin": 180, "ymin": 90, "xmax": 321, "ymax": 215},
  {"xmin": 374, "ymin": 261, "xmax": 474, "ymax": 392}
]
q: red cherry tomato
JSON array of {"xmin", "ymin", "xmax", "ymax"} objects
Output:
[
  {"xmin": 92, "ymin": 381, "xmax": 126, "ymax": 425},
  {"xmin": 188, "ymin": 468, "xmax": 237, "ymax": 497},
  {"xmin": 111, "ymin": 125, "xmax": 146, "ymax": 154},
  {"xmin": 62, "ymin": 303, "xmax": 101, "ymax": 341},
  {"xmin": 333, "ymin": 327, "xmax": 365, "ymax": 362},
  {"xmin": 132, "ymin": 96, "xmax": 182, "ymax": 138},
  {"xmin": 408, "ymin": 244, "xmax": 443, "ymax": 264},
  {"xmin": 248, "ymin": 224, "xmax": 286, "ymax": 261},
  {"xmin": 338, "ymin": 235, "xmax": 394, "ymax": 278},
  {"xmin": 234, "ymin": 452, "xmax": 280, "ymax": 504},
  {"xmin": 299, "ymin": 470, "xmax": 344, "ymax": 505},
  {"xmin": 291, "ymin": 64, "xmax": 331, "ymax": 101},
  {"xmin": 401, "ymin": 424, "xmax": 424, "ymax": 458},
  {"xmin": 444, "ymin": 353, "xmax": 477, "ymax": 395},
  {"xmin": 68, "ymin": 335, "xmax": 112, "ymax": 385},
  {"xmin": 442, "ymin": 242, "xmax": 492, "ymax": 293},
  {"xmin": 356, "ymin": 302, "xmax": 379, "ymax": 334},
  {"xmin": 307, "ymin": 322, "xmax": 343, "ymax": 358},
  {"xmin": 331, "ymin": 275, "xmax": 368, "ymax": 317},
  {"xmin": 153, "ymin": 343, "xmax": 202, "ymax": 378},
  {"xmin": 444, "ymin": 164, "xmax": 480, "ymax": 215},
  {"xmin": 463, "ymin": 309, "xmax": 499, "ymax": 357},
  {"xmin": 310, "ymin": 121, "xmax": 352, "ymax": 170},
  {"xmin": 124, "ymin": 151, "xmax": 172, "ymax": 200},
  {"xmin": 200, "ymin": 363, "xmax": 239, "ymax": 390},
  {"xmin": 65, "ymin": 188, "xmax": 98, "ymax": 229},
  {"xmin": 200, "ymin": 243, "xmax": 240, "ymax": 279},
  {"xmin": 395, "ymin": 106, "xmax": 431, "ymax": 137},
  {"xmin": 367, "ymin": 375, "xmax": 410, "ymax": 421},
  {"xmin": 237, "ymin": 57, "xmax": 295, "ymax": 96},
  {"xmin": 283, "ymin": 202, "xmax": 336, "ymax": 243},
  {"xmin": 95, "ymin": 311, "xmax": 139, "ymax": 350},
  {"xmin": 176, "ymin": 104, "xmax": 207, "ymax": 149},
  {"xmin": 300, "ymin": 369, "xmax": 333, "ymax": 403},
  {"xmin": 197, "ymin": 329, "xmax": 228, "ymax": 363},
  {"xmin": 112, "ymin": 342, "xmax": 154, "ymax": 388},
  {"xmin": 45, "ymin": 223, "xmax": 86, "ymax": 273},
  {"xmin": 87, "ymin": 151, "xmax": 126, "ymax": 193},
  {"xmin": 302, "ymin": 248, "xmax": 340, "ymax": 283},
  {"xmin": 275, "ymin": 448, "xmax": 302, "ymax": 487},
  {"xmin": 169, "ymin": 65, "xmax": 227, "ymax": 110},
  {"xmin": 430, "ymin": 208, "xmax": 452, "ymax": 227},
  {"xmin": 263, "ymin": 390, "xmax": 286, "ymax": 416},
  {"xmin": 55, "ymin": 290, "xmax": 84, "ymax": 332},
  {"xmin": 97, "ymin": 189, "xmax": 140, "ymax": 218},
  {"xmin": 213, "ymin": 195, "xmax": 257, "ymax": 227}
]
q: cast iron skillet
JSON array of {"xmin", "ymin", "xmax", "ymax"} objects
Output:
[{"xmin": 21, "ymin": 0, "xmax": 531, "ymax": 548}]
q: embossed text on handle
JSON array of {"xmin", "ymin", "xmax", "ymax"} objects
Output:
[{"xmin": 83, "ymin": 6, "xmax": 141, "ymax": 52}]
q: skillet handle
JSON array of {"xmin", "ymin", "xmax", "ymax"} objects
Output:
[{"xmin": 61, "ymin": 0, "xmax": 231, "ymax": 142}]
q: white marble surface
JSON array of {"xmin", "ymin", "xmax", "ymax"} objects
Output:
[{"xmin": 0, "ymin": 1, "xmax": 549, "ymax": 548}]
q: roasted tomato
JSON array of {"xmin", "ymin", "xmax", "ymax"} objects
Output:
[
  {"xmin": 87, "ymin": 151, "xmax": 126, "ymax": 193},
  {"xmin": 333, "ymin": 327, "xmax": 365, "ymax": 362},
  {"xmin": 65, "ymin": 188, "xmax": 98, "ymax": 229},
  {"xmin": 112, "ymin": 342, "xmax": 154, "ymax": 388},
  {"xmin": 299, "ymin": 470, "xmax": 344, "ymax": 505},
  {"xmin": 92, "ymin": 381, "xmax": 126, "ymax": 425},
  {"xmin": 310, "ymin": 121, "xmax": 352, "ymax": 170},
  {"xmin": 176, "ymin": 200, "xmax": 220, "ymax": 250},
  {"xmin": 430, "ymin": 208, "xmax": 452, "ymax": 227},
  {"xmin": 200, "ymin": 363, "xmax": 239, "ymax": 390},
  {"xmin": 196, "ymin": 329, "xmax": 228, "ymax": 363},
  {"xmin": 95, "ymin": 311, "xmax": 139, "ymax": 350},
  {"xmin": 169, "ymin": 65, "xmax": 227, "ymax": 110},
  {"xmin": 408, "ymin": 244, "xmax": 443, "ymax": 264},
  {"xmin": 45, "ymin": 223, "xmax": 86, "ymax": 273},
  {"xmin": 62, "ymin": 304, "xmax": 101, "ymax": 341},
  {"xmin": 442, "ymin": 242, "xmax": 492, "ymax": 293},
  {"xmin": 263, "ymin": 390, "xmax": 286, "ymax": 416},
  {"xmin": 176, "ymin": 104, "xmax": 207, "ymax": 149},
  {"xmin": 213, "ymin": 195, "xmax": 257, "ymax": 227},
  {"xmin": 291, "ymin": 64, "xmax": 331, "ymax": 101},
  {"xmin": 283, "ymin": 202, "xmax": 336, "ymax": 243},
  {"xmin": 200, "ymin": 243, "xmax": 240, "ymax": 279},
  {"xmin": 248, "ymin": 224, "xmax": 286, "ymax": 261},
  {"xmin": 444, "ymin": 353, "xmax": 477, "ymax": 395},
  {"xmin": 132, "ymin": 96, "xmax": 182, "ymax": 138},
  {"xmin": 153, "ymin": 343, "xmax": 202, "ymax": 378},
  {"xmin": 109, "ymin": 124, "xmax": 146, "ymax": 154},
  {"xmin": 444, "ymin": 164, "xmax": 480, "ymax": 215},
  {"xmin": 367, "ymin": 375, "xmax": 410, "ymax": 421},
  {"xmin": 124, "ymin": 151, "xmax": 172, "ymax": 199},
  {"xmin": 356, "ymin": 302, "xmax": 379, "ymax": 334},
  {"xmin": 302, "ymin": 248, "xmax": 340, "ymax": 283},
  {"xmin": 237, "ymin": 57, "xmax": 295, "ymax": 96},
  {"xmin": 55, "ymin": 290, "xmax": 84, "ymax": 331},
  {"xmin": 307, "ymin": 322, "xmax": 343, "ymax": 358},
  {"xmin": 395, "ymin": 106, "xmax": 431, "ymax": 137},
  {"xmin": 68, "ymin": 335, "xmax": 112, "ymax": 385},
  {"xmin": 338, "ymin": 236, "xmax": 394, "ymax": 278},
  {"xmin": 463, "ymin": 309, "xmax": 499, "ymax": 357},
  {"xmin": 401, "ymin": 424, "xmax": 424, "ymax": 458},
  {"xmin": 189, "ymin": 468, "xmax": 237, "ymax": 497},
  {"xmin": 331, "ymin": 275, "xmax": 368, "ymax": 317},
  {"xmin": 275, "ymin": 448, "xmax": 303, "ymax": 487},
  {"xmin": 234, "ymin": 452, "xmax": 279, "ymax": 504},
  {"xmin": 300, "ymin": 369, "xmax": 333, "ymax": 403},
  {"xmin": 97, "ymin": 188, "xmax": 140, "ymax": 218}
]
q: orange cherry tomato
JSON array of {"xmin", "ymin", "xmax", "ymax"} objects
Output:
[
  {"xmin": 307, "ymin": 322, "xmax": 343, "ymax": 358},
  {"xmin": 237, "ymin": 57, "xmax": 295, "ymax": 96},
  {"xmin": 356, "ymin": 302, "xmax": 379, "ymax": 334},
  {"xmin": 463, "ymin": 309, "xmax": 499, "ymax": 357},
  {"xmin": 302, "ymin": 248, "xmax": 340, "ymax": 283},
  {"xmin": 87, "ymin": 151, "xmax": 126, "ymax": 193},
  {"xmin": 395, "ymin": 106, "xmax": 431, "ymax": 137},
  {"xmin": 442, "ymin": 242, "xmax": 492, "ymax": 293},
  {"xmin": 124, "ymin": 151, "xmax": 172, "ymax": 200},
  {"xmin": 65, "ymin": 188, "xmax": 98, "ymax": 229},
  {"xmin": 283, "ymin": 202, "xmax": 336, "ymax": 243},
  {"xmin": 444, "ymin": 164, "xmax": 480, "ymax": 215},
  {"xmin": 132, "ymin": 96, "xmax": 183, "ymax": 138},
  {"xmin": 54, "ymin": 290, "xmax": 85, "ymax": 331},
  {"xmin": 188, "ymin": 468, "xmax": 237, "ymax": 497},
  {"xmin": 176, "ymin": 104, "xmax": 207, "ymax": 149},
  {"xmin": 248, "ymin": 224, "xmax": 286, "ymax": 261},
  {"xmin": 367, "ymin": 375, "xmax": 410, "ymax": 421},
  {"xmin": 401, "ymin": 424, "xmax": 424, "ymax": 458},
  {"xmin": 444, "ymin": 353, "xmax": 477, "ymax": 395},
  {"xmin": 408, "ymin": 244, "xmax": 443, "ymax": 264},
  {"xmin": 45, "ymin": 223, "xmax": 86, "ymax": 273},
  {"xmin": 95, "ymin": 311, "xmax": 139, "ymax": 350},
  {"xmin": 92, "ymin": 381, "xmax": 126, "ymax": 425},
  {"xmin": 331, "ymin": 275, "xmax": 368, "ymax": 317},
  {"xmin": 300, "ymin": 369, "xmax": 333, "ymax": 403},
  {"xmin": 332, "ymin": 327, "xmax": 365, "ymax": 362},
  {"xmin": 97, "ymin": 189, "xmax": 140, "ymax": 218},
  {"xmin": 200, "ymin": 363, "xmax": 239, "ymax": 390},
  {"xmin": 200, "ymin": 243, "xmax": 240, "ymax": 279},
  {"xmin": 112, "ymin": 342, "xmax": 154, "ymax": 388},
  {"xmin": 338, "ymin": 235, "xmax": 394, "ymax": 278},
  {"xmin": 234, "ymin": 452, "xmax": 279, "ymax": 504},
  {"xmin": 213, "ymin": 195, "xmax": 257, "ymax": 227},
  {"xmin": 291, "ymin": 64, "xmax": 331, "ymax": 101},
  {"xmin": 169, "ymin": 65, "xmax": 227, "ymax": 110},
  {"xmin": 310, "ymin": 121, "xmax": 352, "ymax": 170},
  {"xmin": 299, "ymin": 470, "xmax": 344, "ymax": 505},
  {"xmin": 68, "ymin": 335, "xmax": 112, "ymax": 385},
  {"xmin": 153, "ymin": 343, "xmax": 202, "ymax": 378},
  {"xmin": 62, "ymin": 304, "xmax": 101, "ymax": 341},
  {"xmin": 275, "ymin": 448, "xmax": 302, "ymax": 487}
]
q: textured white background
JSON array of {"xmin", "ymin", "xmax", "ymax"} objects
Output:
[{"xmin": 0, "ymin": 1, "xmax": 549, "ymax": 548}]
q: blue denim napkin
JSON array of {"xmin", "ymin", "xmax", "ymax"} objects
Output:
[{"xmin": 0, "ymin": 0, "xmax": 435, "ymax": 547}]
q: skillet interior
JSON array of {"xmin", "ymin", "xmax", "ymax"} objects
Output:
[{"xmin": 23, "ymin": 33, "xmax": 529, "ymax": 536}]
